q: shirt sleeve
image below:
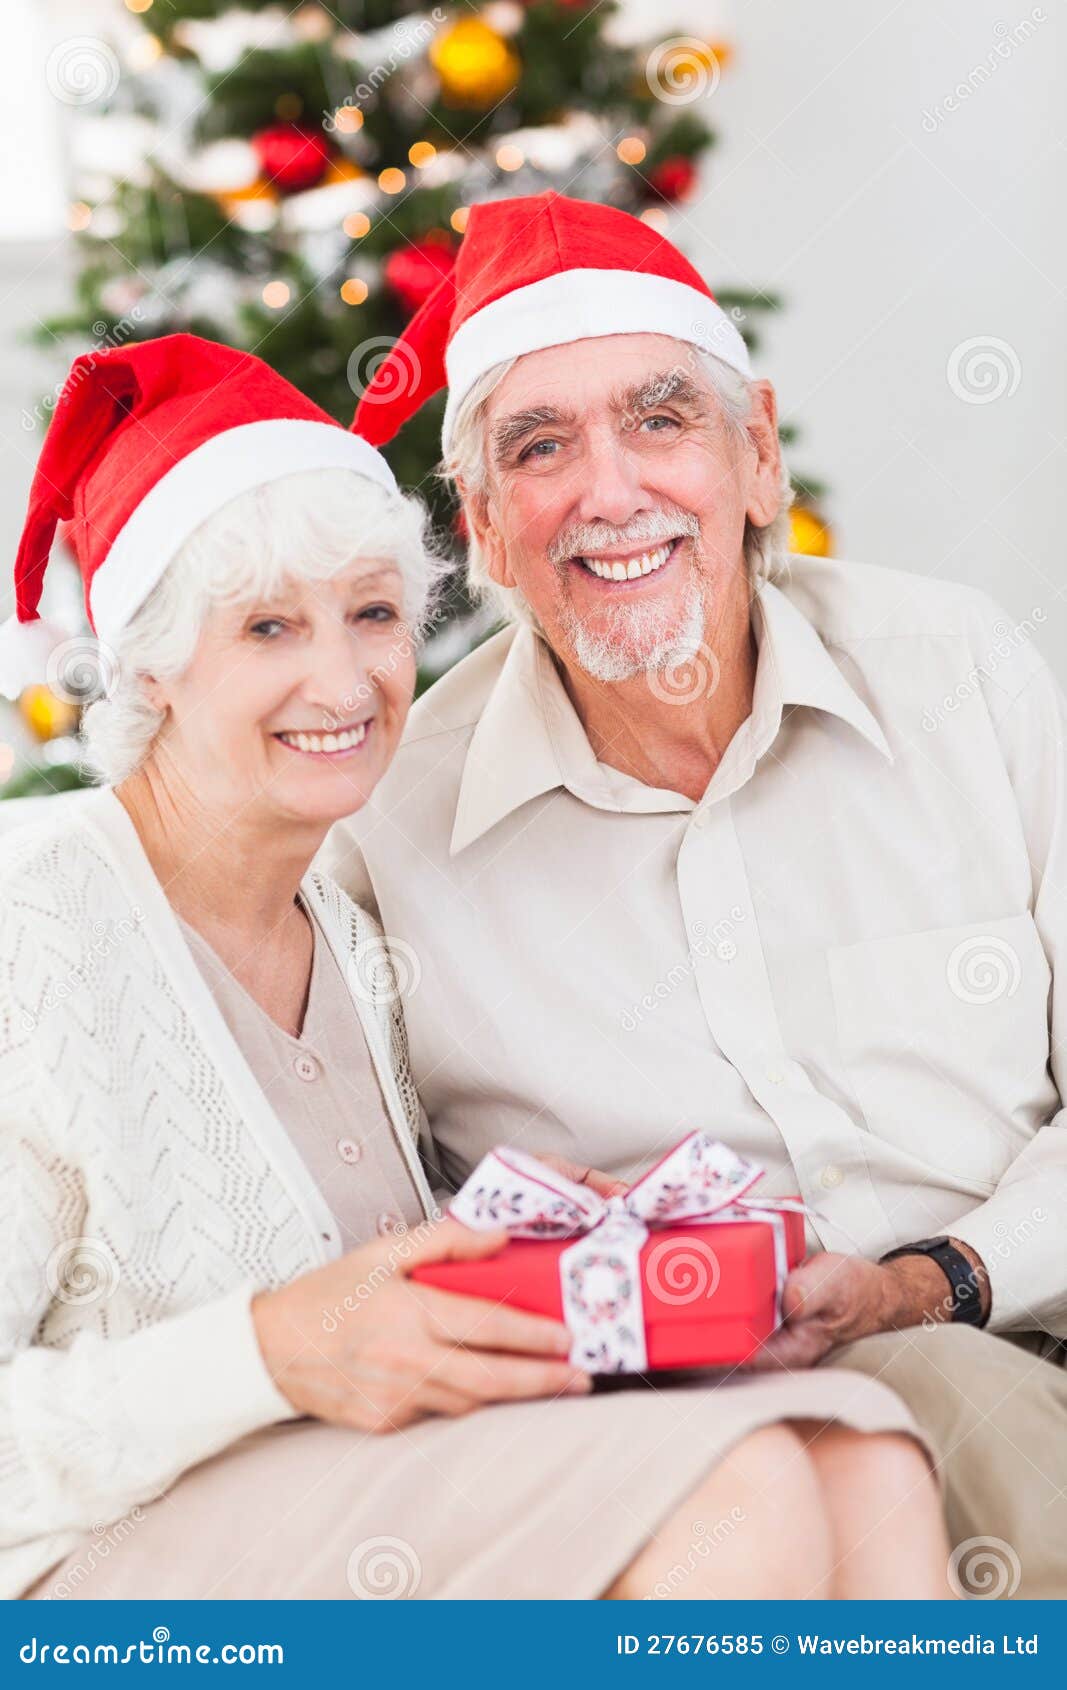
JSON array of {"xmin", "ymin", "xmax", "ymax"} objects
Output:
[{"xmin": 947, "ymin": 609, "xmax": 1067, "ymax": 1333}]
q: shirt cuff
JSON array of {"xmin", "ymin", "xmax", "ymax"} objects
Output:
[{"xmin": 947, "ymin": 1197, "xmax": 1054, "ymax": 1334}]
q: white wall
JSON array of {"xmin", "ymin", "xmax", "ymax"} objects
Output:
[{"xmin": 693, "ymin": 0, "xmax": 1065, "ymax": 670}]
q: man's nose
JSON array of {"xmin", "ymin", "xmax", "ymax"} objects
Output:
[{"xmin": 574, "ymin": 431, "xmax": 648, "ymax": 528}]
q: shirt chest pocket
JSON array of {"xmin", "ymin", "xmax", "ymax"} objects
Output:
[{"xmin": 825, "ymin": 911, "xmax": 1054, "ymax": 1190}]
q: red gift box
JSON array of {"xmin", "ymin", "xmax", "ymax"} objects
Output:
[
  {"xmin": 411, "ymin": 1133, "xmax": 807, "ymax": 1373},
  {"xmin": 413, "ymin": 1211, "xmax": 805, "ymax": 1370}
]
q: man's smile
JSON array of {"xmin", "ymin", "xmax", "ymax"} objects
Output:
[{"xmin": 568, "ymin": 534, "xmax": 686, "ymax": 586}]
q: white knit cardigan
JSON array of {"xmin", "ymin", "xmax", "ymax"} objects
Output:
[{"xmin": 0, "ymin": 785, "xmax": 436, "ymax": 1599}]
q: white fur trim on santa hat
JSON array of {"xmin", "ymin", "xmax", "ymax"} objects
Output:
[
  {"xmin": 0, "ymin": 612, "xmax": 75, "ymax": 702},
  {"xmin": 441, "ymin": 268, "xmax": 753, "ymax": 454},
  {"xmin": 90, "ymin": 418, "xmax": 398, "ymax": 650}
]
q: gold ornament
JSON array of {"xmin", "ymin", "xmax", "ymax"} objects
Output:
[
  {"xmin": 789, "ymin": 506, "xmax": 833, "ymax": 557},
  {"xmin": 18, "ymin": 685, "xmax": 80, "ymax": 743},
  {"xmin": 430, "ymin": 19, "xmax": 520, "ymax": 109}
]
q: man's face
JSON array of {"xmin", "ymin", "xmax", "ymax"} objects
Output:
[{"xmin": 470, "ymin": 333, "xmax": 780, "ymax": 682}]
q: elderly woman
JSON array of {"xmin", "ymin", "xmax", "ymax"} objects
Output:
[{"xmin": 0, "ymin": 336, "xmax": 950, "ymax": 1602}]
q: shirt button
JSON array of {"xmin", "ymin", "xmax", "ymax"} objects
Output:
[
  {"xmin": 337, "ymin": 1137, "xmax": 362, "ymax": 1164},
  {"xmin": 693, "ymin": 808, "xmax": 713, "ymax": 830},
  {"xmin": 377, "ymin": 1211, "xmax": 406, "ymax": 1238},
  {"xmin": 293, "ymin": 1052, "xmax": 319, "ymax": 1083},
  {"xmin": 765, "ymin": 1064, "xmax": 786, "ymax": 1085},
  {"xmin": 716, "ymin": 939, "xmax": 737, "ymax": 961},
  {"xmin": 821, "ymin": 1164, "xmax": 845, "ymax": 1190}
]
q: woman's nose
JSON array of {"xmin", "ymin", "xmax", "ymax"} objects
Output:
[{"xmin": 304, "ymin": 624, "xmax": 375, "ymax": 720}]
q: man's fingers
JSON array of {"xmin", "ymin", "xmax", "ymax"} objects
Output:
[
  {"xmin": 413, "ymin": 1284, "xmax": 573, "ymax": 1356},
  {"xmin": 533, "ymin": 1150, "xmax": 628, "ymax": 1199}
]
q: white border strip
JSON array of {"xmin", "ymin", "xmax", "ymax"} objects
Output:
[
  {"xmin": 442, "ymin": 268, "xmax": 753, "ymax": 452},
  {"xmin": 91, "ymin": 419, "xmax": 397, "ymax": 647}
]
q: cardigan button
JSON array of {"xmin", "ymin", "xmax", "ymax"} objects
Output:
[
  {"xmin": 293, "ymin": 1052, "xmax": 319, "ymax": 1083},
  {"xmin": 377, "ymin": 1211, "xmax": 405, "ymax": 1238},
  {"xmin": 337, "ymin": 1137, "xmax": 362, "ymax": 1164}
]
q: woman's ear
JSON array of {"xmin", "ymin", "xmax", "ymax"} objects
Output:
[
  {"xmin": 139, "ymin": 673, "xmax": 168, "ymax": 713},
  {"xmin": 743, "ymin": 380, "xmax": 784, "ymax": 529}
]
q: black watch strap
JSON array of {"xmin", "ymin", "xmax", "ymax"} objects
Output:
[{"xmin": 880, "ymin": 1236, "xmax": 988, "ymax": 1328}]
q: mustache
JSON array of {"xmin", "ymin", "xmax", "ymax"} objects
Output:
[{"xmin": 546, "ymin": 506, "xmax": 700, "ymax": 568}]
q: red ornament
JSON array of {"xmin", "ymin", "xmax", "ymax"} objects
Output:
[
  {"xmin": 648, "ymin": 155, "xmax": 698, "ymax": 203},
  {"xmin": 251, "ymin": 123, "xmax": 333, "ymax": 194},
  {"xmin": 383, "ymin": 233, "xmax": 457, "ymax": 315}
]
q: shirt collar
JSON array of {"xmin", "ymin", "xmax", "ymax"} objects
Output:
[{"xmin": 449, "ymin": 576, "xmax": 893, "ymax": 855}]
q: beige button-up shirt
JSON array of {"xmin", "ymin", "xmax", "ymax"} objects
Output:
[{"xmin": 320, "ymin": 552, "xmax": 1067, "ymax": 1336}]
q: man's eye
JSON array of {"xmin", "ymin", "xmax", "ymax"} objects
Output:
[
  {"xmin": 518, "ymin": 438, "xmax": 559, "ymax": 463},
  {"xmin": 639, "ymin": 414, "xmax": 680, "ymax": 432}
]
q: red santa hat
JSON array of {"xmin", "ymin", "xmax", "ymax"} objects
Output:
[
  {"xmin": 1, "ymin": 333, "xmax": 396, "ymax": 700},
  {"xmin": 354, "ymin": 190, "xmax": 752, "ymax": 454}
]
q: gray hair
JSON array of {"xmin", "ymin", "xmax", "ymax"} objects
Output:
[
  {"xmin": 81, "ymin": 467, "xmax": 448, "ymax": 784},
  {"xmin": 439, "ymin": 344, "xmax": 795, "ymax": 629}
]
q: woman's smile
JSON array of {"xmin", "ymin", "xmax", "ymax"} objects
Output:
[{"xmin": 272, "ymin": 718, "xmax": 373, "ymax": 759}]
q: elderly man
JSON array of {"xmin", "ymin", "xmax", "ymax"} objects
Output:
[{"xmin": 321, "ymin": 192, "xmax": 1067, "ymax": 1595}]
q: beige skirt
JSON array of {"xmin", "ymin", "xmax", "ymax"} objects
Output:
[{"xmin": 25, "ymin": 1367, "xmax": 926, "ymax": 1601}]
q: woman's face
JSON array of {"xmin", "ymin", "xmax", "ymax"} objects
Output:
[{"xmin": 144, "ymin": 555, "xmax": 417, "ymax": 828}]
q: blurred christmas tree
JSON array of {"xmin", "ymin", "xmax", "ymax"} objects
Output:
[{"xmin": 5, "ymin": 0, "xmax": 830, "ymax": 799}]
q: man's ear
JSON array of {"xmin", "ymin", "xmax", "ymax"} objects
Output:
[
  {"xmin": 459, "ymin": 483, "xmax": 515, "ymax": 589},
  {"xmin": 742, "ymin": 380, "xmax": 783, "ymax": 529}
]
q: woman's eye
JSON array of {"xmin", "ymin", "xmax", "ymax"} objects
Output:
[
  {"xmin": 248, "ymin": 618, "xmax": 286, "ymax": 640},
  {"xmin": 357, "ymin": 604, "xmax": 400, "ymax": 623}
]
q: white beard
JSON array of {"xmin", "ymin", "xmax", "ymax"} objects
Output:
[{"xmin": 560, "ymin": 574, "xmax": 708, "ymax": 685}]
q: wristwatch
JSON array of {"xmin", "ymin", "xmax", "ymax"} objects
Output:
[{"xmin": 879, "ymin": 1236, "xmax": 989, "ymax": 1328}]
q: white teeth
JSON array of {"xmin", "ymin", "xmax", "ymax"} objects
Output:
[
  {"xmin": 277, "ymin": 723, "xmax": 368, "ymax": 754},
  {"xmin": 580, "ymin": 540, "xmax": 673, "ymax": 581}
]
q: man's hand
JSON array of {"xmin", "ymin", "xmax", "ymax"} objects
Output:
[
  {"xmin": 746, "ymin": 1241, "xmax": 987, "ymax": 1371},
  {"xmin": 533, "ymin": 1149, "xmax": 628, "ymax": 1200}
]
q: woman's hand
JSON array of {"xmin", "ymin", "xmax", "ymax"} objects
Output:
[{"xmin": 251, "ymin": 1218, "xmax": 590, "ymax": 1433}]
